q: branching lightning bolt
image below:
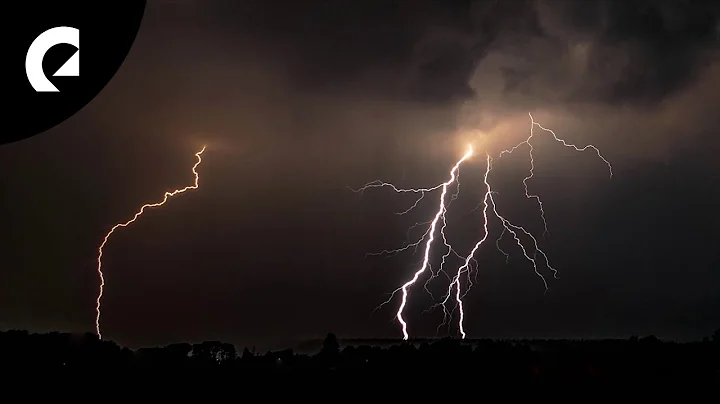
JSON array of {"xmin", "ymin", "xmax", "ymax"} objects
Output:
[
  {"xmin": 94, "ymin": 146, "xmax": 206, "ymax": 340},
  {"xmin": 499, "ymin": 113, "xmax": 613, "ymax": 236},
  {"xmin": 354, "ymin": 113, "xmax": 612, "ymax": 340},
  {"xmin": 351, "ymin": 147, "xmax": 472, "ymax": 339}
]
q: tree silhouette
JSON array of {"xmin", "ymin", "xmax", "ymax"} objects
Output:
[
  {"xmin": 166, "ymin": 342, "xmax": 192, "ymax": 356},
  {"xmin": 219, "ymin": 342, "xmax": 237, "ymax": 362},
  {"xmin": 192, "ymin": 341, "xmax": 235, "ymax": 364},
  {"xmin": 321, "ymin": 332, "xmax": 340, "ymax": 355},
  {"xmin": 1, "ymin": 329, "xmax": 718, "ymax": 386}
]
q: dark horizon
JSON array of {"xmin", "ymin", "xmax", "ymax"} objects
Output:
[
  {"xmin": 3, "ymin": 327, "xmax": 717, "ymax": 354},
  {"xmin": 5, "ymin": 329, "xmax": 717, "ymax": 391},
  {"xmin": 4, "ymin": 327, "xmax": 719, "ymax": 351}
]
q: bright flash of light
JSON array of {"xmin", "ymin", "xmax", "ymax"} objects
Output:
[
  {"xmin": 354, "ymin": 113, "xmax": 612, "ymax": 340},
  {"xmin": 94, "ymin": 146, "xmax": 206, "ymax": 340},
  {"xmin": 351, "ymin": 146, "xmax": 473, "ymax": 340}
]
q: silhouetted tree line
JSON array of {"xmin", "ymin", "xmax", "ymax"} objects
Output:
[{"xmin": 1, "ymin": 329, "xmax": 718, "ymax": 385}]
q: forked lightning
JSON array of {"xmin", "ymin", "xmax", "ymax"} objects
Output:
[{"xmin": 354, "ymin": 114, "xmax": 612, "ymax": 340}]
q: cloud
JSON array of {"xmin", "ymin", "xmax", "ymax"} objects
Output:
[
  {"xmin": 108, "ymin": 0, "xmax": 719, "ymax": 164},
  {"xmin": 459, "ymin": 0, "xmax": 720, "ymax": 161}
]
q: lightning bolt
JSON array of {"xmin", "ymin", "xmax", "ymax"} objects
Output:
[
  {"xmin": 351, "ymin": 147, "xmax": 472, "ymax": 340},
  {"xmin": 435, "ymin": 155, "xmax": 491, "ymax": 339},
  {"xmin": 442, "ymin": 114, "xmax": 612, "ymax": 338},
  {"xmin": 499, "ymin": 113, "xmax": 613, "ymax": 236},
  {"xmin": 94, "ymin": 146, "xmax": 206, "ymax": 340},
  {"xmin": 355, "ymin": 113, "xmax": 612, "ymax": 340}
]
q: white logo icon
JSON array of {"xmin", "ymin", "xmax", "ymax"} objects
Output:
[{"xmin": 25, "ymin": 26, "xmax": 80, "ymax": 92}]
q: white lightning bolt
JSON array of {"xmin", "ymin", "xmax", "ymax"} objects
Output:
[
  {"xmin": 351, "ymin": 146, "xmax": 473, "ymax": 340},
  {"xmin": 355, "ymin": 113, "xmax": 612, "ymax": 340}
]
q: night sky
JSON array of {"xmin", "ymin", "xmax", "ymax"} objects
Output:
[{"xmin": 1, "ymin": 0, "xmax": 719, "ymax": 350}]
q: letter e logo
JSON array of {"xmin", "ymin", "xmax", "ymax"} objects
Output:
[{"xmin": 25, "ymin": 26, "xmax": 80, "ymax": 92}]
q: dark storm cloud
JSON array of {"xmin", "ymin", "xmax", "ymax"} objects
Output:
[
  {"xmin": 532, "ymin": 0, "xmax": 719, "ymax": 106},
  {"xmin": 460, "ymin": 0, "xmax": 720, "ymax": 163},
  {"xmin": 166, "ymin": 0, "xmax": 542, "ymax": 104},
  {"xmin": 180, "ymin": 0, "xmax": 720, "ymax": 108},
  {"xmin": 162, "ymin": 0, "xmax": 720, "ymax": 159},
  {"xmin": 468, "ymin": 0, "xmax": 720, "ymax": 110}
]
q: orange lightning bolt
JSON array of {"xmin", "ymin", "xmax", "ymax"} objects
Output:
[{"xmin": 95, "ymin": 146, "xmax": 206, "ymax": 340}]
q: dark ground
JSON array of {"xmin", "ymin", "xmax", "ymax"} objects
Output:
[{"xmin": 2, "ymin": 328, "xmax": 718, "ymax": 396}]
